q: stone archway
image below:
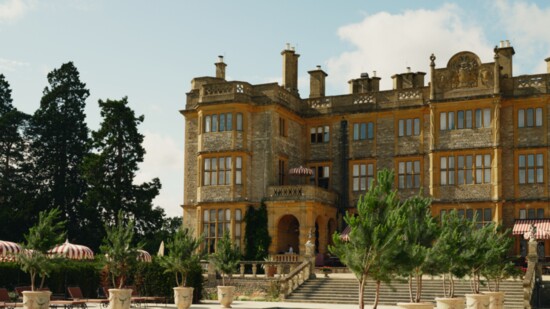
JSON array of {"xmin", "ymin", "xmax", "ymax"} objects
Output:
[{"xmin": 277, "ymin": 215, "xmax": 300, "ymax": 254}]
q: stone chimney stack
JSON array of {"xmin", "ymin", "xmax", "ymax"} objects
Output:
[
  {"xmin": 546, "ymin": 57, "xmax": 550, "ymax": 74},
  {"xmin": 392, "ymin": 69, "xmax": 426, "ymax": 90},
  {"xmin": 215, "ymin": 55, "xmax": 227, "ymax": 79},
  {"xmin": 308, "ymin": 65, "xmax": 328, "ymax": 98},
  {"xmin": 348, "ymin": 72, "xmax": 381, "ymax": 94},
  {"xmin": 282, "ymin": 43, "xmax": 300, "ymax": 94},
  {"xmin": 496, "ymin": 40, "xmax": 515, "ymax": 78}
]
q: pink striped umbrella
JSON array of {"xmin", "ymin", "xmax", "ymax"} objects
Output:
[
  {"xmin": 288, "ymin": 165, "xmax": 313, "ymax": 176},
  {"xmin": 0, "ymin": 240, "xmax": 22, "ymax": 262},
  {"xmin": 137, "ymin": 249, "xmax": 152, "ymax": 263},
  {"xmin": 49, "ymin": 240, "xmax": 94, "ymax": 260}
]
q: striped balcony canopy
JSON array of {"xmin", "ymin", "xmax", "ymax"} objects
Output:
[
  {"xmin": 49, "ymin": 240, "xmax": 94, "ymax": 260},
  {"xmin": 137, "ymin": 249, "xmax": 152, "ymax": 262},
  {"xmin": 289, "ymin": 166, "xmax": 313, "ymax": 176},
  {"xmin": 340, "ymin": 226, "xmax": 351, "ymax": 242},
  {"xmin": 0, "ymin": 240, "xmax": 22, "ymax": 262},
  {"xmin": 512, "ymin": 219, "xmax": 550, "ymax": 240}
]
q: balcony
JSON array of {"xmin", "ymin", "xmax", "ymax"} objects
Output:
[
  {"xmin": 199, "ymin": 81, "xmax": 253, "ymax": 104},
  {"xmin": 266, "ymin": 185, "xmax": 337, "ymax": 205}
]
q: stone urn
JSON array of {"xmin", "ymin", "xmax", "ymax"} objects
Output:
[
  {"xmin": 174, "ymin": 287, "xmax": 194, "ymax": 309},
  {"xmin": 107, "ymin": 288, "xmax": 133, "ymax": 309},
  {"xmin": 435, "ymin": 297, "xmax": 465, "ymax": 309},
  {"xmin": 397, "ymin": 302, "xmax": 434, "ymax": 309},
  {"xmin": 22, "ymin": 290, "xmax": 52, "ymax": 309},
  {"xmin": 465, "ymin": 294, "xmax": 490, "ymax": 309},
  {"xmin": 482, "ymin": 291, "xmax": 505, "ymax": 309},
  {"xmin": 217, "ymin": 286, "xmax": 235, "ymax": 308}
]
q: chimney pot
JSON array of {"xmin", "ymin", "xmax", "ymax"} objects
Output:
[
  {"xmin": 373, "ymin": 70, "xmax": 377, "ymax": 77},
  {"xmin": 286, "ymin": 43, "xmax": 290, "ymax": 50},
  {"xmin": 218, "ymin": 55, "xmax": 224, "ymax": 63},
  {"xmin": 316, "ymin": 65, "xmax": 321, "ymax": 70},
  {"xmin": 407, "ymin": 67, "xmax": 411, "ymax": 73}
]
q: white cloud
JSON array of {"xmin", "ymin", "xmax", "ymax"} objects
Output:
[
  {"xmin": 0, "ymin": 57, "xmax": 29, "ymax": 71},
  {"xmin": 135, "ymin": 131, "xmax": 183, "ymax": 217},
  {"xmin": 0, "ymin": 0, "xmax": 31, "ymax": 22},
  {"xmin": 326, "ymin": 4, "xmax": 493, "ymax": 92},
  {"xmin": 493, "ymin": 0, "xmax": 550, "ymax": 74}
]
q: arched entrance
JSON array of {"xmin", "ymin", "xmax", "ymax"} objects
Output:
[{"xmin": 277, "ymin": 215, "xmax": 300, "ymax": 254}]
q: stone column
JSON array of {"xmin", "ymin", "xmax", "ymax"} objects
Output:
[
  {"xmin": 305, "ymin": 229, "xmax": 316, "ymax": 279},
  {"xmin": 429, "ymin": 54, "xmax": 436, "ymax": 100}
]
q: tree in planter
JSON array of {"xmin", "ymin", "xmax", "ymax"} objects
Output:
[
  {"xmin": 209, "ymin": 232, "xmax": 241, "ymax": 286},
  {"xmin": 100, "ymin": 211, "xmax": 139, "ymax": 289},
  {"xmin": 329, "ymin": 169, "xmax": 405, "ymax": 309},
  {"xmin": 17, "ymin": 207, "xmax": 67, "ymax": 291},
  {"xmin": 427, "ymin": 210, "xmax": 470, "ymax": 298},
  {"xmin": 395, "ymin": 192, "xmax": 439, "ymax": 303}
]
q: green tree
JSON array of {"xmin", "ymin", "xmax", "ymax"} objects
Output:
[
  {"xmin": 27, "ymin": 62, "xmax": 91, "ymax": 243},
  {"xmin": 17, "ymin": 208, "xmax": 66, "ymax": 290},
  {"xmin": 209, "ymin": 232, "xmax": 241, "ymax": 286},
  {"xmin": 395, "ymin": 192, "xmax": 439, "ymax": 303},
  {"xmin": 158, "ymin": 228, "xmax": 203, "ymax": 287},
  {"xmin": 0, "ymin": 74, "xmax": 32, "ymax": 241},
  {"xmin": 244, "ymin": 202, "xmax": 271, "ymax": 261},
  {"xmin": 83, "ymin": 97, "xmax": 162, "ymax": 249},
  {"xmin": 329, "ymin": 169, "xmax": 404, "ymax": 309}
]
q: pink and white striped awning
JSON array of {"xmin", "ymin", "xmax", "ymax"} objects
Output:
[
  {"xmin": 513, "ymin": 219, "xmax": 550, "ymax": 240},
  {"xmin": 49, "ymin": 240, "xmax": 94, "ymax": 260},
  {"xmin": 137, "ymin": 249, "xmax": 152, "ymax": 262},
  {"xmin": 340, "ymin": 226, "xmax": 351, "ymax": 241},
  {"xmin": 0, "ymin": 240, "xmax": 21, "ymax": 262},
  {"xmin": 289, "ymin": 166, "xmax": 313, "ymax": 176}
]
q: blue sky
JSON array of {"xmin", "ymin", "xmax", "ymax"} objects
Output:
[{"xmin": 2, "ymin": 0, "xmax": 550, "ymax": 217}]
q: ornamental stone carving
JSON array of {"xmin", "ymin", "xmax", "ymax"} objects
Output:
[{"xmin": 447, "ymin": 52, "xmax": 481, "ymax": 89}]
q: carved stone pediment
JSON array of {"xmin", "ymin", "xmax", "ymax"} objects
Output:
[{"xmin": 447, "ymin": 51, "xmax": 481, "ymax": 89}]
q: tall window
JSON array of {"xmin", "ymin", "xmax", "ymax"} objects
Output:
[
  {"xmin": 442, "ymin": 153, "xmax": 491, "ymax": 185},
  {"xmin": 203, "ymin": 156, "xmax": 242, "ymax": 186},
  {"xmin": 398, "ymin": 118, "xmax": 420, "ymax": 136},
  {"xmin": 519, "ymin": 153, "xmax": 544, "ymax": 184},
  {"xmin": 440, "ymin": 109, "xmax": 488, "ymax": 130},
  {"xmin": 203, "ymin": 209, "xmax": 231, "ymax": 253},
  {"xmin": 279, "ymin": 117, "xmax": 287, "ymax": 137},
  {"xmin": 520, "ymin": 208, "xmax": 544, "ymax": 219},
  {"xmin": 518, "ymin": 108, "xmax": 543, "ymax": 128},
  {"xmin": 352, "ymin": 162, "xmax": 375, "ymax": 191},
  {"xmin": 398, "ymin": 160, "xmax": 421, "ymax": 189},
  {"xmin": 278, "ymin": 159, "xmax": 286, "ymax": 185},
  {"xmin": 235, "ymin": 209, "xmax": 242, "ymax": 248},
  {"xmin": 440, "ymin": 156, "xmax": 455, "ymax": 185},
  {"xmin": 310, "ymin": 125, "xmax": 330, "ymax": 143},
  {"xmin": 310, "ymin": 165, "xmax": 330, "ymax": 189},
  {"xmin": 204, "ymin": 112, "xmax": 240, "ymax": 133},
  {"xmin": 353, "ymin": 122, "xmax": 375, "ymax": 140},
  {"xmin": 236, "ymin": 113, "xmax": 243, "ymax": 131},
  {"xmin": 235, "ymin": 157, "xmax": 242, "ymax": 185}
]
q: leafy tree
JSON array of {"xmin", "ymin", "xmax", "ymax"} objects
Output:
[
  {"xmin": 17, "ymin": 208, "xmax": 66, "ymax": 290},
  {"xmin": 209, "ymin": 232, "xmax": 241, "ymax": 286},
  {"xmin": 395, "ymin": 192, "xmax": 439, "ymax": 303},
  {"xmin": 27, "ymin": 62, "xmax": 91, "ymax": 243},
  {"xmin": 100, "ymin": 211, "xmax": 139, "ymax": 288},
  {"xmin": 83, "ymin": 97, "xmax": 162, "ymax": 249},
  {"xmin": 0, "ymin": 74, "xmax": 32, "ymax": 241},
  {"xmin": 244, "ymin": 201, "xmax": 271, "ymax": 261},
  {"xmin": 329, "ymin": 169, "xmax": 404, "ymax": 309},
  {"xmin": 158, "ymin": 228, "xmax": 203, "ymax": 287}
]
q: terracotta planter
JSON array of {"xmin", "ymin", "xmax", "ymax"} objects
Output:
[
  {"xmin": 22, "ymin": 290, "xmax": 52, "ymax": 309},
  {"xmin": 266, "ymin": 266, "xmax": 276, "ymax": 277},
  {"xmin": 107, "ymin": 288, "xmax": 133, "ymax": 309},
  {"xmin": 482, "ymin": 291, "xmax": 505, "ymax": 309},
  {"xmin": 465, "ymin": 294, "xmax": 490, "ymax": 309},
  {"xmin": 397, "ymin": 302, "xmax": 434, "ymax": 309},
  {"xmin": 435, "ymin": 297, "xmax": 465, "ymax": 309},
  {"xmin": 174, "ymin": 287, "xmax": 194, "ymax": 309},
  {"xmin": 217, "ymin": 286, "xmax": 235, "ymax": 308}
]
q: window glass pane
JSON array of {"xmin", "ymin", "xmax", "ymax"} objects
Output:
[
  {"xmin": 458, "ymin": 156, "xmax": 464, "ymax": 168},
  {"xmin": 323, "ymin": 166, "xmax": 330, "ymax": 177},
  {"xmin": 406, "ymin": 174, "xmax": 412, "ymax": 188},
  {"xmin": 236, "ymin": 157, "xmax": 242, "ymax": 168},
  {"xmin": 219, "ymin": 114, "xmax": 225, "ymax": 131},
  {"xmin": 367, "ymin": 122, "xmax": 374, "ymax": 139},
  {"xmin": 537, "ymin": 208, "xmax": 544, "ymax": 219},
  {"xmin": 518, "ymin": 109, "xmax": 525, "ymax": 128},
  {"xmin": 406, "ymin": 161, "xmax": 412, "ymax": 173},
  {"xmin": 353, "ymin": 165, "xmax": 359, "ymax": 176},
  {"xmin": 440, "ymin": 157, "xmax": 447, "ymax": 169},
  {"xmin": 324, "ymin": 126, "xmax": 330, "ymax": 142},
  {"xmin": 236, "ymin": 113, "xmax": 243, "ymax": 131},
  {"xmin": 414, "ymin": 161, "xmax": 420, "ymax": 173},
  {"xmin": 528, "ymin": 169, "xmax": 534, "ymax": 183},
  {"xmin": 449, "ymin": 156, "xmax": 455, "ymax": 168},
  {"xmin": 360, "ymin": 123, "xmax": 367, "ymax": 139},
  {"xmin": 353, "ymin": 178, "xmax": 359, "ymax": 191},
  {"xmin": 398, "ymin": 120, "xmax": 404, "ymax": 137},
  {"xmin": 448, "ymin": 112, "xmax": 455, "ymax": 130},
  {"xmin": 235, "ymin": 223, "xmax": 241, "ymax": 236},
  {"xmin": 440, "ymin": 112, "xmax": 447, "ymax": 130},
  {"xmin": 537, "ymin": 154, "xmax": 543, "ymax": 167},
  {"xmin": 449, "ymin": 170, "xmax": 455, "ymax": 185},
  {"xmin": 484, "ymin": 168, "xmax": 491, "ymax": 183},
  {"xmin": 226, "ymin": 113, "xmax": 233, "ymax": 130},
  {"xmin": 475, "ymin": 109, "xmax": 482, "ymax": 128},
  {"xmin": 212, "ymin": 114, "xmax": 218, "ymax": 132},
  {"xmin": 360, "ymin": 178, "xmax": 366, "ymax": 191},
  {"xmin": 466, "ymin": 110, "xmax": 473, "ymax": 128},
  {"xmin": 484, "ymin": 154, "xmax": 491, "ymax": 167},
  {"xmin": 360, "ymin": 164, "xmax": 366, "ymax": 176},
  {"xmin": 476, "ymin": 169, "xmax": 482, "ymax": 184},
  {"xmin": 414, "ymin": 175, "xmax": 420, "ymax": 188},
  {"xmin": 519, "ymin": 209, "xmax": 526, "ymax": 219},
  {"xmin": 406, "ymin": 119, "xmax": 412, "ymax": 136},
  {"xmin": 528, "ymin": 209, "xmax": 535, "ymax": 219},
  {"xmin": 519, "ymin": 155, "xmax": 525, "ymax": 167},
  {"xmin": 414, "ymin": 118, "xmax": 420, "ymax": 135},
  {"xmin": 399, "ymin": 162, "xmax": 405, "ymax": 173},
  {"xmin": 536, "ymin": 108, "xmax": 543, "ymax": 127},
  {"xmin": 205, "ymin": 116, "xmax": 211, "ymax": 133},
  {"xmin": 466, "ymin": 155, "xmax": 472, "ymax": 168},
  {"xmin": 528, "ymin": 154, "xmax": 534, "ymax": 167},
  {"xmin": 483, "ymin": 108, "xmax": 491, "ymax": 128},
  {"xmin": 519, "ymin": 170, "xmax": 526, "ymax": 184},
  {"xmin": 368, "ymin": 164, "xmax": 374, "ymax": 175},
  {"xmin": 353, "ymin": 123, "xmax": 359, "ymax": 140},
  {"xmin": 466, "ymin": 209, "xmax": 473, "ymax": 220},
  {"xmin": 537, "ymin": 168, "xmax": 544, "ymax": 183},
  {"xmin": 457, "ymin": 111, "xmax": 464, "ymax": 129},
  {"xmin": 441, "ymin": 170, "xmax": 447, "ymax": 185},
  {"xmin": 204, "ymin": 210, "xmax": 209, "ymax": 222},
  {"xmin": 476, "ymin": 155, "xmax": 482, "ymax": 167},
  {"xmin": 527, "ymin": 108, "xmax": 534, "ymax": 127}
]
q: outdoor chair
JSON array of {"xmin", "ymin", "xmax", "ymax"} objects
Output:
[
  {"xmin": 128, "ymin": 286, "xmax": 166, "ymax": 307},
  {"xmin": 67, "ymin": 287, "xmax": 108, "ymax": 308},
  {"xmin": 123, "ymin": 286, "xmax": 148, "ymax": 308},
  {"xmin": 0, "ymin": 288, "xmax": 23, "ymax": 309}
]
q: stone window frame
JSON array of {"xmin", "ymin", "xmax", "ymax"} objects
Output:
[
  {"xmin": 279, "ymin": 116, "xmax": 288, "ymax": 137},
  {"xmin": 308, "ymin": 162, "xmax": 331, "ymax": 189},
  {"xmin": 518, "ymin": 107, "xmax": 543, "ymax": 128},
  {"xmin": 202, "ymin": 208, "xmax": 243, "ymax": 253},
  {"xmin": 519, "ymin": 208, "xmax": 545, "ymax": 219},
  {"xmin": 397, "ymin": 118, "xmax": 420, "ymax": 137},
  {"xmin": 439, "ymin": 151, "xmax": 491, "ymax": 186},
  {"xmin": 203, "ymin": 112, "xmax": 242, "ymax": 133},
  {"xmin": 517, "ymin": 151, "xmax": 545, "ymax": 185},
  {"xmin": 352, "ymin": 121, "xmax": 375, "ymax": 140},
  {"xmin": 310, "ymin": 125, "xmax": 330, "ymax": 144},
  {"xmin": 278, "ymin": 158, "xmax": 287, "ymax": 185},
  {"xmin": 439, "ymin": 108, "xmax": 490, "ymax": 131},
  {"xmin": 395, "ymin": 157, "xmax": 422, "ymax": 189},
  {"xmin": 201, "ymin": 154, "xmax": 243, "ymax": 186},
  {"xmin": 440, "ymin": 207, "xmax": 493, "ymax": 226},
  {"xmin": 350, "ymin": 160, "xmax": 376, "ymax": 192}
]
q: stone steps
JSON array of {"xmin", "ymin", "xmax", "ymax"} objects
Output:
[{"xmin": 286, "ymin": 277, "xmax": 524, "ymax": 308}]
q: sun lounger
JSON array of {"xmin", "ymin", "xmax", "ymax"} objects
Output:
[
  {"xmin": 0, "ymin": 289, "xmax": 23, "ymax": 309},
  {"xmin": 67, "ymin": 287, "xmax": 108, "ymax": 308}
]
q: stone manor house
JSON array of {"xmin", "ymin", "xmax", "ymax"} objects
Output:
[{"xmin": 181, "ymin": 41, "xmax": 550, "ymax": 260}]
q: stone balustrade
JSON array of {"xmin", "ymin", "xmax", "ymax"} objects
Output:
[
  {"xmin": 199, "ymin": 81, "xmax": 253, "ymax": 103},
  {"xmin": 267, "ymin": 185, "xmax": 337, "ymax": 204}
]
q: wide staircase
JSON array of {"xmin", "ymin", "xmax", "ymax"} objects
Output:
[{"xmin": 286, "ymin": 277, "xmax": 524, "ymax": 308}]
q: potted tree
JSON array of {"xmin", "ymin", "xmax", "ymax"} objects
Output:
[
  {"xmin": 158, "ymin": 228, "xmax": 203, "ymax": 309},
  {"xmin": 100, "ymin": 211, "xmax": 139, "ymax": 309},
  {"xmin": 395, "ymin": 193, "xmax": 439, "ymax": 309},
  {"xmin": 17, "ymin": 208, "xmax": 66, "ymax": 309},
  {"xmin": 209, "ymin": 232, "xmax": 241, "ymax": 308},
  {"xmin": 428, "ymin": 210, "xmax": 470, "ymax": 309}
]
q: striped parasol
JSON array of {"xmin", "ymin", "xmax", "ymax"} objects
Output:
[
  {"xmin": 0, "ymin": 240, "xmax": 22, "ymax": 262},
  {"xmin": 288, "ymin": 165, "xmax": 313, "ymax": 176},
  {"xmin": 137, "ymin": 249, "xmax": 152, "ymax": 262},
  {"xmin": 48, "ymin": 240, "xmax": 94, "ymax": 260}
]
